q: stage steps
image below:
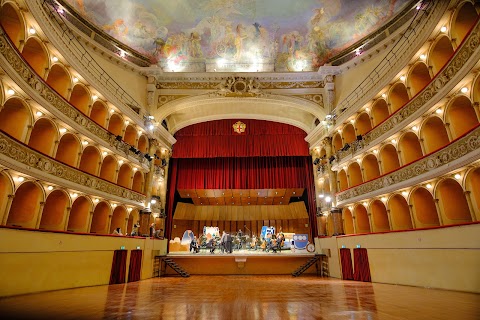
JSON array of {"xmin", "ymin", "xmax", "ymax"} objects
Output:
[
  {"xmin": 163, "ymin": 258, "xmax": 190, "ymax": 278},
  {"xmin": 291, "ymin": 255, "xmax": 321, "ymax": 277}
]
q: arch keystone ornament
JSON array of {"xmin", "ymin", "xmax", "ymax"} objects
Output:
[{"xmin": 233, "ymin": 121, "xmax": 246, "ymax": 134}]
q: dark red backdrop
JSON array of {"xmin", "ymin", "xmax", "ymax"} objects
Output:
[{"xmin": 166, "ymin": 119, "xmax": 317, "ymax": 239}]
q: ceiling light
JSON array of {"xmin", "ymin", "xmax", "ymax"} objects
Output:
[
  {"xmin": 35, "ymin": 111, "xmax": 43, "ymax": 117},
  {"xmin": 118, "ymin": 160, "xmax": 124, "ymax": 165},
  {"xmin": 29, "ymin": 28, "xmax": 36, "ymax": 35},
  {"xmin": 365, "ymin": 107, "xmax": 370, "ymax": 112},
  {"xmin": 102, "ymin": 151, "xmax": 107, "ymax": 156},
  {"xmin": 94, "ymin": 198, "xmax": 99, "ymax": 203},
  {"xmin": 440, "ymin": 26, "xmax": 447, "ymax": 33},
  {"xmin": 362, "ymin": 202, "xmax": 367, "ymax": 206},
  {"xmin": 461, "ymin": 87, "xmax": 468, "ymax": 93},
  {"xmin": 7, "ymin": 89, "xmax": 15, "ymax": 95},
  {"xmin": 138, "ymin": 130, "xmax": 142, "ymax": 135},
  {"xmin": 338, "ymin": 129, "xmax": 342, "ymax": 133},
  {"xmin": 420, "ymin": 54, "xmax": 426, "ymax": 60},
  {"xmin": 16, "ymin": 176, "xmax": 25, "ymax": 182},
  {"xmin": 350, "ymin": 119, "xmax": 354, "ymax": 124},
  {"xmin": 391, "ymin": 139, "xmax": 397, "ymax": 144},
  {"xmin": 151, "ymin": 199, "xmax": 156, "ymax": 204},
  {"xmin": 125, "ymin": 120, "xmax": 129, "ymax": 125},
  {"xmin": 110, "ymin": 109, "xmax": 115, "ymax": 113},
  {"xmin": 454, "ymin": 173, "xmax": 462, "ymax": 180},
  {"xmin": 381, "ymin": 197, "xmax": 387, "ymax": 202},
  {"xmin": 112, "ymin": 203, "xmax": 117, "ymax": 208},
  {"xmin": 71, "ymin": 193, "xmax": 78, "ymax": 198},
  {"xmin": 133, "ymin": 167, "xmax": 137, "ymax": 171},
  {"xmin": 82, "ymin": 140, "xmax": 88, "ymax": 145},
  {"xmin": 52, "ymin": 56, "xmax": 59, "ymax": 62},
  {"xmin": 373, "ymin": 150, "xmax": 378, "ymax": 154}
]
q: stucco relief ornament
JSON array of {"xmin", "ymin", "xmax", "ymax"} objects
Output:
[{"xmin": 233, "ymin": 121, "xmax": 246, "ymax": 134}]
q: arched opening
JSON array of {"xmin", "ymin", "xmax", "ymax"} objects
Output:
[
  {"xmin": 408, "ymin": 62, "xmax": 431, "ymax": 97},
  {"xmin": 40, "ymin": 190, "xmax": 69, "ymax": 230},
  {"xmin": 389, "ymin": 82, "xmax": 409, "ymax": 113},
  {"xmin": 354, "ymin": 205, "xmax": 370, "ymax": 233},
  {"xmin": 28, "ymin": 118, "xmax": 57, "ymax": 156},
  {"xmin": 124, "ymin": 125, "xmax": 137, "ymax": 147},
  {"xmin": 0, "ymin": 2, "xmax": 25, "ymax": 48},
  {"xmin": 79, "ymin": 146, "xmax": 101, "ymax": 176},
  {"xmin": 67, "ymin": 196, "xmax": 91, "ymax": 232},
  {"xmin": 343, "ymin": 208, "xmax": 354, "ymax": 234},
  {"xmin": 398, "ymin": 132, "xmax": 423, "ymax": 165},
  {"xmin": 362, "ymin": 154, "xmax": 381, "ymax": 181},
  {"xmin": 117, "ymin": 164, "xmax": 132, "ymax": 188},
  {"xmin": 430, "ymin": 36, "xmax": 454, "ymax": 75},
  {"xmin": 90, "ymin": 202, "xmax": 110, "ymax": 234},
  {"xmin": 446, "ymin": 96, "xmax": 478, "ymax": 139},
  {"xmin": 355, "ymin": 112, "xmax": 372, "ymax": 135},
  {"xmin": 126, "ymin": 209, "xmax": 140, "ymax": 235},
  {"xmin": 452, "ymin": 2, "xmax": 478, "ymax": 44},
  {"xmin": 332, "ymin": 133, "xmax": 343, "ymax": 153},
  {"xmin": 0, "ymin": 173, "xmax": 14, "ymax": 225},
  {"xmin": 466, "ymin": 168, "xmax": 480, "ymax": 217},
  {"xmin": 138, "ymin": 135, "xmax": 149, "ymax": 154},
  {"xmin": 410, "ymin": 187, "xmax": 439, "ymax": 227},
  {"xmin": 338, "ymin": 169, "xmax": 348, "ymax": 191},
  {"xmin": 21, "ymin": 37, "xmax": 48, "ymax": 77},
  {"xmin": 388, "ymin": 195, "xmax": 413, "ymax": 230},
  {"xmin": 100, "ymin": 155, "xmax": 117, "ymax": 183},
  {"xmin": 55, "ymin": 133, "xmax": 80, "ymax": 167},
  {"xmin": 7, "ymin": 181, "xmax": 43, "ymax": 228},
  {"xmin": 90, "ymin": 101, "xmax": 108, "ymax": 128},
  {"xmin": 371, "ymin": 99, "xmax": 390, "ymax": 126},
  {"xmin": 46, "ymin": 64, "xmax": 71, "ymax": 99},
  {"xmin": 421, "ymin": 116, "xmax": 450, "ymax": 153},
  {"xmin": 371, "ymin": 200, "xmax": 390, "ymax": 232},
  {"xmin": 0, "ymin": 97, "xmax": 31, "ymax": 141},
  {"xmin": 107, "ymin": 113, "xmax": 123, "ymax": 137},
  {"xmin": 69, "ymin": 84, "xmax": 90, "ymax": 115},
  {"xmin": 132, "ymin": 171, "xmax": 144, "ymax": 193},
  {"xmin": 347, "ymin": 162, "xmax": 363, "ymax": 187},
  {"xmin": 379, "ymin": 144, "xmax": 400, "ymax": 174},
  {"xmin": 110, "ymin": 206, "xmax": 127, "ymax": 234},
  {"xmin": 342, "ymin": 124, "xmax": 356, "ymax": 145},
  {"xmin": 436, "ymin": 179, "xmax": 471, "ymax": 223}
]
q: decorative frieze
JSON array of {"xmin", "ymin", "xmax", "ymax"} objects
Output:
[
  {"xmin": 0, "ymin": 28, "xmax": 148, "ymax": 166},
  {"xmin": 336, "ymin": 126, "xmax": 480, "ymax": 202},
  {"xmin": 0, "ymin": 131, "xmax": 146, "ymax": 204}
]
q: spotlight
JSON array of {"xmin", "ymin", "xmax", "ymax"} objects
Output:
[
  {"xmin": 129, "ymin": 146, "xmax": 136, "ymax": 152},
  {"xmin": 161, "ymin": 159, "xmax": 167, "ymax": 166},
  {"xmin": 356, "ymin": 135, "xmax": 363, "ymax": 141},
  {"xmin": 313, "ymin": 158, "xmax": 320, "ymax": 165},
  {"xmin": 116, "ymin": 135, "xmax": 122, "ymax": 141}
]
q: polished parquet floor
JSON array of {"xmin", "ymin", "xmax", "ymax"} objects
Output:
[{"xmin": 0, "ymin": 276, "xmax": 478, "ymax": 320}]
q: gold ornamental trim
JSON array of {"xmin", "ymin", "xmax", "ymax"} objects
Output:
[{"xmin": 233, "ymin": 121, "xmax": 246, "ymax": 134}]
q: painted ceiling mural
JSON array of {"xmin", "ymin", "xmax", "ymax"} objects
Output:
[{"xmin": 66, "ymin": 0, "xmax": 410, "ymax": 72}]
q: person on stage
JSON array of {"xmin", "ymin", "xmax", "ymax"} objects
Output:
[
  {"xmin": 190, "ymin": 236, "xmax": 199, "ymax": 253},
  {"xmin": 226, "ymin": 232, "xmax": 233, "ymax": 253},
  {"xmin": 220, "ymin": 230, "xmax": 227, "ymax": 253}
]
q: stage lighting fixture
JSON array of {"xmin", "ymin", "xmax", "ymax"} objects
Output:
[
  {"xmin": 313, "ymin": 158, "xmax": 320, "ymax": 165},
  {"xmin": 356, "ymin": 135, "xmax": 363, "ymax": 141},
  {"xmin": 129, "ymin": 146, "xmax": 136, "ymax": 152},
  {"xmin": 116, "ymin": 135, "xmax": 122, "ymax": 141}
]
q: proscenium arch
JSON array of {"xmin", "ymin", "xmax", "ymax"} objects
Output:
[{"xmin": 154, "ymin": 94, "xmax": 326, "ymax": 134}]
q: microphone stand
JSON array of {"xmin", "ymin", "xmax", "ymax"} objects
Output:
[{"xmin": 244, "ymin": 225, "xmax": 251, "ymax": 237}]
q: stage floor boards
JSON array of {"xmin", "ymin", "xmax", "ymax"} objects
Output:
[{"xmin": 1, "ymin": 276, "xmax": 478, "ymax": 320}]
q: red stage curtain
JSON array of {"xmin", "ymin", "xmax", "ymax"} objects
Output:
[
  {"xmin": 340, "ymin": 248, "xmax": 354, "ymax": 280},
  {"xmin": 166, "ymin": 156, "xmax": 317, "ymax": 240},
  {"xmin": 173, "ymin": 119, "xmax": 309, "ymax": 158},
  {"xmin": 109, "ymin": 250, "xmax": 127, "ymax": 284},
  {"xmin": 127, "ymin": 250, "xmax": 143, "ymax": 282},
  {"xmin": 353, "ymin": 248, "xmax": 372, "ymax": 282}
]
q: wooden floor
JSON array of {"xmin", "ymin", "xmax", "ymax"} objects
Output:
[{"xmin": 0, "ymin": 276, "xmax": 478, "ymax": 320}]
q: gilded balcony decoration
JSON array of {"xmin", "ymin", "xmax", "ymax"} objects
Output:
[
  {"xmin": 0, "ymin": 131, "xmax": 146, "ymax": 204},
  {"xmin": 336, "ymin": 125, "xmax": 480, "ymax": 203},
  {"xmin": 333, "ymin": 18, "xmax": 480, "ymax": 164}
]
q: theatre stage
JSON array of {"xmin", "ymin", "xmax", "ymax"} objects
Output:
[{"xmin": 161, "ymin": 250, "xmax": 323, "ymax": 276}]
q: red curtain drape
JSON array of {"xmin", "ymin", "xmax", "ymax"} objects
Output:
[
  {"xmin": 173, "ymin": 119, "xmax": 309, "ymax": 158},
  {"xmin": 166, "ymin": 157, "xmax": 317, "ymax": 240},
  {"xmin": 109, "ymin": 250, "xmax": 127, "ymax": 284},
  {"xmin": 340, "ymin": 248, "xmax": 354, "ymax": 280},
  {"xmin": 127, "ymin": 250, "xmax": 143, "ymax": 282},
  {"xmin": 353, "ymin": 248, "xmax": 371, "ymax": 282}
]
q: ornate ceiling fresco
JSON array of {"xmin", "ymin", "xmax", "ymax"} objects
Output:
[{"xmin": 65, "ymin": 0, "xmax": 410, "ymax": 72}]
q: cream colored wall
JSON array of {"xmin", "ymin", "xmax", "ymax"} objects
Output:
[
  {"xmin": 316, "ymin": 223, "xmax": 480, "ymax": 293},
  {"xmin": 335, "ymin": 50, "xmax": 388, "ymax": 105},
  {"xmin": 0, "ymin": 228, "xmax": 167, "ymax": 297},
  {"xmin": 86, "ymin": 47, "xmax": 148, "ymax": 107}
]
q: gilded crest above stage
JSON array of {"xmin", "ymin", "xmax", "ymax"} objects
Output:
[{"xmin": 64, "ymin": 0, "xmax": 410, "ymax": 72}]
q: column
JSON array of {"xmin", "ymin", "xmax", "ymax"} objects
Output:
[
  {"xmin": 34, "ymin": 201, "xmax": 46, "ymax": 229},
  {"xmin": 139, "ymin": 209, "xmax": 152, "ymax": 237},
  {"xmin": 1, "ymin": 194, "xmax": 15, "ymax": 225}
]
